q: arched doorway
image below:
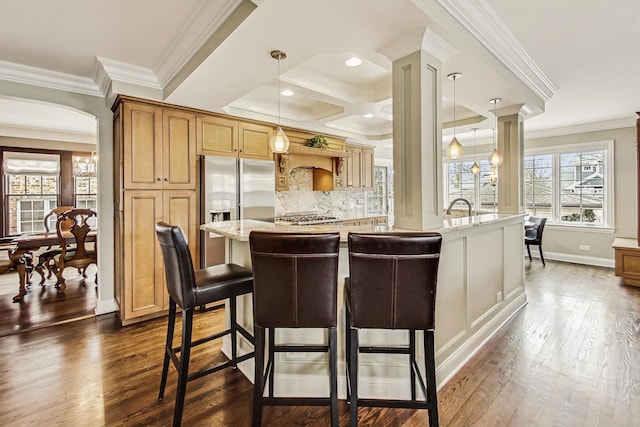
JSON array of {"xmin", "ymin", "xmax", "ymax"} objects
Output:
[{"xmin": 0, "ymin": 96, "xmax": 100, "ymax": 335}]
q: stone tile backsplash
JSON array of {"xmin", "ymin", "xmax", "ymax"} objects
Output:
[{"xmin": 275, "ymin": 167, "xmax": 367, "ymax": 218}]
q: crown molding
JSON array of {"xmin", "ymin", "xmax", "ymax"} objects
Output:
[
  {"xmin": 95, "ymin": 57, "xmax": 162, "ymax": 92},
  {"xmin": 0, "ymin": 60, "xmax": 102, "ymax": 97},
  {"xmin": 435, "ymin": 0, "xmax": 557, "ymax": 102}
]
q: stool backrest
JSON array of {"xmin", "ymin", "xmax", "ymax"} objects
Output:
[
  {"xmin": 155, "ymin": 222, "xmax": 197, "ymax": 309},
  {"xmin": 249, "ymin": 231, "xmax": 340, "ymax": 329},
  {"xmin": 348, "ymin": 232, "xmax": 443, "ymax": 330}
]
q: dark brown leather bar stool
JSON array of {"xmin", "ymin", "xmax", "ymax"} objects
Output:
[
  {"xmin": 345, "ymin": 232, "xmax": 443, "ymax": 427},
  {"xmin": 249, "ymin": 231, "xmax": 340, "ymax": 427},
  {"xmin": 155, "ymin": 222, "xmax": 254, "ymax": 427}
]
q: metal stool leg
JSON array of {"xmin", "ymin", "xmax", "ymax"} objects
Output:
[{"xmin": 159, "ymin": 299, "xmax": 177, "ymax": 400}]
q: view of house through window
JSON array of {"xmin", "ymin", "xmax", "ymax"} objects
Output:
[{"xmin": 524, "ymin": 144, "xmax": 609, "ymax": 226}]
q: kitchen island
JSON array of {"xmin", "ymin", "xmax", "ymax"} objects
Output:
[{"xmin": 201, "ymin": 212, "xmax": 526, "ymax": 399}]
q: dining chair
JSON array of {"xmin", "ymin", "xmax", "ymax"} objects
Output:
[
  {"xmin": 345, "ymin": 232, "xmax": 443, "ymax": 427},
  {"xmin": 525, "ymin": 216, "xmax": 547, "ymax": 266},
  {"xmin": 249, "ymin": 231, "xmax": 340, "ymax": 427},
  {"xmin": 53, "ymin": 208, "xmax": 97, "ymax": 292},
  {"xmin": 34, "ymin": 205, "xmax": 74, "ymax": 285},
  {"xmin": 155, "ymin": 222, "xmax": 254, "ymax": 427}
]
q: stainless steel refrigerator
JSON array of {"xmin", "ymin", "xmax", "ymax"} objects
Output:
[{"xmin": 201, "ymin": 156, "xmax": 275, "ymax": 266}]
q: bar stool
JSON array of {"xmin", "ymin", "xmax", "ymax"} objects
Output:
[
  {"xmin": 249, "ymin": 231, "xmax": 340, "ymax": 427},
  {"xmin": 155, "ymin": 222, "xmax": 254, "ymax": 427},
  {"xmin": 345, "ymin": 232, "xmax": 443, "ymax": 427}
]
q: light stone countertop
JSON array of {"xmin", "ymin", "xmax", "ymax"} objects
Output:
[{"xmin": 201, "ymin": 212, "xmax": 526, "ymax": 242}]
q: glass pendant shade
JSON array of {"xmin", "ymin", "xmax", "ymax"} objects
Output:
[
  {"xmin": 470, "ymin": 162, "xmax": 480, "ymax": 175},
  {"xmin": 270, "ymin": 49, "xmax": 289, "ymax": 154},
  {"xmin": 488, "ymin": 148, "xmax": 503, "ymax": 166},
  {"xmin": 270, "ymin": 126, "xmax": 290, "ymax": 153},
  {"xmin": 446, "ymin": 136, "xmax": 464, "ymax": 159}
]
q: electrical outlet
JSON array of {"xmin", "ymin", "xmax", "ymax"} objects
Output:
[
  {"xmin": 496, "ymin": 291, "xmax": 503, "ymax": 302},
  {"xmin": 579, "ymin": 245, "xmax": 590, "ymax": 251}
]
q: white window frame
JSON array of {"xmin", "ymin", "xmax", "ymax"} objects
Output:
[
  {"xmin": 524, "ymin": 140, "xmax": 614, "ymax": 232},
  {"xmin": 443, "ymin": 157, "xmax": 498, "ymax": 213}
]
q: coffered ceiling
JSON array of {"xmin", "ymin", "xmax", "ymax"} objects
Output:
[{"xmin": 0, "ymin": 0, "xmax": 638, "ymax": 156}]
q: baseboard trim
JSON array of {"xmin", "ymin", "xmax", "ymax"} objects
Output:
[
  {"xmin": 95, "ymin": 298, "xmax": 118, "ymax": 315},
  {"xmin": 526, "ymin": 251, "xmax": 614, "ymax": 268}
]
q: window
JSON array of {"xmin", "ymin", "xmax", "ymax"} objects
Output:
[
  {"xmin": 367, "ymin": 166, "xmax": 388, "ymax": 215},
  {"xmin": 3, "ymin": 153, "xmax": 60, "ymax": 235},
  {"xmin": 73, "ymin": 154, "xmax": 97, "ymax": 211},
  {"xmin": 444, "ymin": 160, "xmax": 498, "ymax": 212},
  {"xmin": 524, "ymin": 141, "xmax": 613, "ymax": 227}
]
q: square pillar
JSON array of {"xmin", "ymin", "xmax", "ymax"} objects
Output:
[
  {"xmin": 497, "ymin": 112, "xmax": 525, "ymax": 214},
  {"xmin": 392, "ymin": 50, "xmax": 443, "ymax": 230}
]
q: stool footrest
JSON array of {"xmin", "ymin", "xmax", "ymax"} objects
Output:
[
  {"xmin": 261, "ymin": 397, "xmax": 333, "ymax": 407},
  {"xmin": 273, "ymin": 344, "xmax": 328, "ymax": 353},
  {"xmin": 188, "ymin": 351, "xmax": 255, "ymax": 382},
  {"xmin": 357, "ymin": 398, "xmax": 435, "ymax": 409},
  {"xmin": 359, "ymin": 346, "xmax": 410, "ymax": 355}
]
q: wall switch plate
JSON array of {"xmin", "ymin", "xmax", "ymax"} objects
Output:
[
  {"xmin": 496, "ymin": 291, "xmax": 503, "ymax": 302},
  {"xmin": 579, "ymin": 245, "xmax": 590, "ymax": 251}
]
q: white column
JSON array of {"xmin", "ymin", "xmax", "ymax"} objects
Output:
[
  {"xmin": 497, "ymin": 107, "xmax": 527, "ymax": 214},
  {"xmin": 382, "ymin": 29, "xmax": 456, "ymax": 231}
]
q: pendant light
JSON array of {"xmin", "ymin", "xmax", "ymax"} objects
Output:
[
  {"xmin": 445, "ymin": 72, "xmax": 464, "ymax": 159},
  {"xmin": 488, "ymin": 97, "xmax": 503, "ymax": 167},
  {"xmin": 269, "ymin": 50, "xmax": 290, "ymax": 154},
  {"xmin": 470, "ymin": 128, "xmax": 480, "ymax": 175}
]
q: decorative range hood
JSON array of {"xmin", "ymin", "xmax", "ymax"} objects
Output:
[{"xmin": 286, "ymin": 144, "xmax": 351, "ymax": 158}]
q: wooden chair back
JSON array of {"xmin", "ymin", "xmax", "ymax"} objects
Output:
[
  {"xmin": 44, "ymin": 206, "xmax": 74, "ymax": 232},
  {"xmin": 56, "ymin": 208, "xmax": 97, "ymax": 274}
]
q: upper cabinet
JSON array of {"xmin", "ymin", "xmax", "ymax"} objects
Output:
[
  {"xmin": 121, "ymin": 101, "xmax": 196, "ymax": 190},
  {"xmin": 345, "ymin": 144, "xmax": 374, "ymax": 190},
  {"xmin": 196, "ymin": 114, "xmax": 273, "ymax": 161}
]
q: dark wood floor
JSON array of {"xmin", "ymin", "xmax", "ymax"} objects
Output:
[
  {"xmin": 0, "ymin": 266, "xmax": 97, "ymax": 337},
  {"xmin": 0, "ymin": 260, "xmax": 637, "ymax": 426}
]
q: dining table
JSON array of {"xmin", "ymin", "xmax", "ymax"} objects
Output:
[{"xmin": 9, "ymin": 230, "xmax": 97, "ymax": 302}]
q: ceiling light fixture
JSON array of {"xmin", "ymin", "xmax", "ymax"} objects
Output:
[
  {"xmin": 281, "ymin": 89, "xmax": 294, "ymax": 97},
  {"xmin": 363, "ymin": 113, "xmax": 374, "ymax": 119},
  {"xmin": 488, "ymin": 97, "xmax": 503, "ymax": 167},
  {"xmin": 445, "ymin": 72, "xmax": 463, "ymax": 159},
  {"xmin": 470, "ymin": 128, "xmax": 480, "ymax": 175},
  {"xmin": 345, "ymin": 56, "xmax": 362, "ymax": 67},
  {"xmin": 74, "ymin": 151, "xmax": 97, "ymax": 177},
  {"xmin": 269, "ymin": 50, "xmax": 290, "ymax": 154}
]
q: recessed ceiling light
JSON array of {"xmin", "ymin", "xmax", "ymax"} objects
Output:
[
  {"xmin": 281, "ymin": 89, "xmax": 294, "ymax": 97},
  {"xmin": 363, "ymin": 113, "xmax": 374, "ymax": 118},
  {"xmin": 345, "ymin": 57, "xmax": 362, "ymax": 67}
]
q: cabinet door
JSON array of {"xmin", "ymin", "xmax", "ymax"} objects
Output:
[
  {"xmin": 163, "ymin": 190, "xmax": 198, "ymax": 309},
  {"xmin": 163, "ymin": 109, "xmax": 196, "ymax": 190},
  {"xmin": 196, "ymin": 114, "xmax": 238, "ymax": 157},
  {"xmin": 123, "ymin": 190, "xmax": 165, "ymax": 320},
  {"xmin": 347, "ymin": 146, "xmax": 363, "ymax": 188},
  {"xmin": 361, "ymin": 147, "xmax": 374, "ymax": 190},
  {"xmin": 239, "ymin": 122, "xmax": 273, "ymax": 160},
  {"xmin": 123, "ymin": 102, "xmax": 163, "ymax": 190}
]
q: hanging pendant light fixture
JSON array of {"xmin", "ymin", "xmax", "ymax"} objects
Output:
[
  {"xmin": 488, "ymin": 97, "xmax": 503, "ymax": 167},
  {"xmin": 269, "ymin": 50, "xmax": 290, "ymax": 154},
  {"xmin": 445, "ymin": 72, "xmax": 464, "ymax": 159},
  {"xmin": 470, "ymin": 128, "xmax": 480, "ymax": 175}
]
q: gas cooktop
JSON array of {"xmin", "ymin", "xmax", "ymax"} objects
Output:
[{"xmin": 275, "ymin": 213, "xmax": 339, "ymax": 225}]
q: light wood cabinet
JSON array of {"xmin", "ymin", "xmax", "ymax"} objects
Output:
[
  {"xmin": 197, "ymin": 114, "xmax": 273, "ymax": 161},
  {"xmin": 120, "ymin": 190, "xmax": 197, "ymax": 322},
  {"xmin": 114, "ymin": 96, "xmax": 198, "ymax": 325},
  {"xmin": 122, "ymin": 102, "xmax": 196, "ymax": 190},
  {"xmin": 345, "ymin": 144, "xmax": 374, "ymax": 190}
]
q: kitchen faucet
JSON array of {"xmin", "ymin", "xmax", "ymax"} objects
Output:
[{"xmin": 446, "ymin": 198, "xmax": 473, "ymax": 217}]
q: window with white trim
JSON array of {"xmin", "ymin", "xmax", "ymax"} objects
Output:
[
  {"xmin": 444, "ymin": 160, "xmax": 498, "ymax": 212},
  {"xmin": 524, "ymin": 141, "xmax": 613, "ymax": 227}
]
